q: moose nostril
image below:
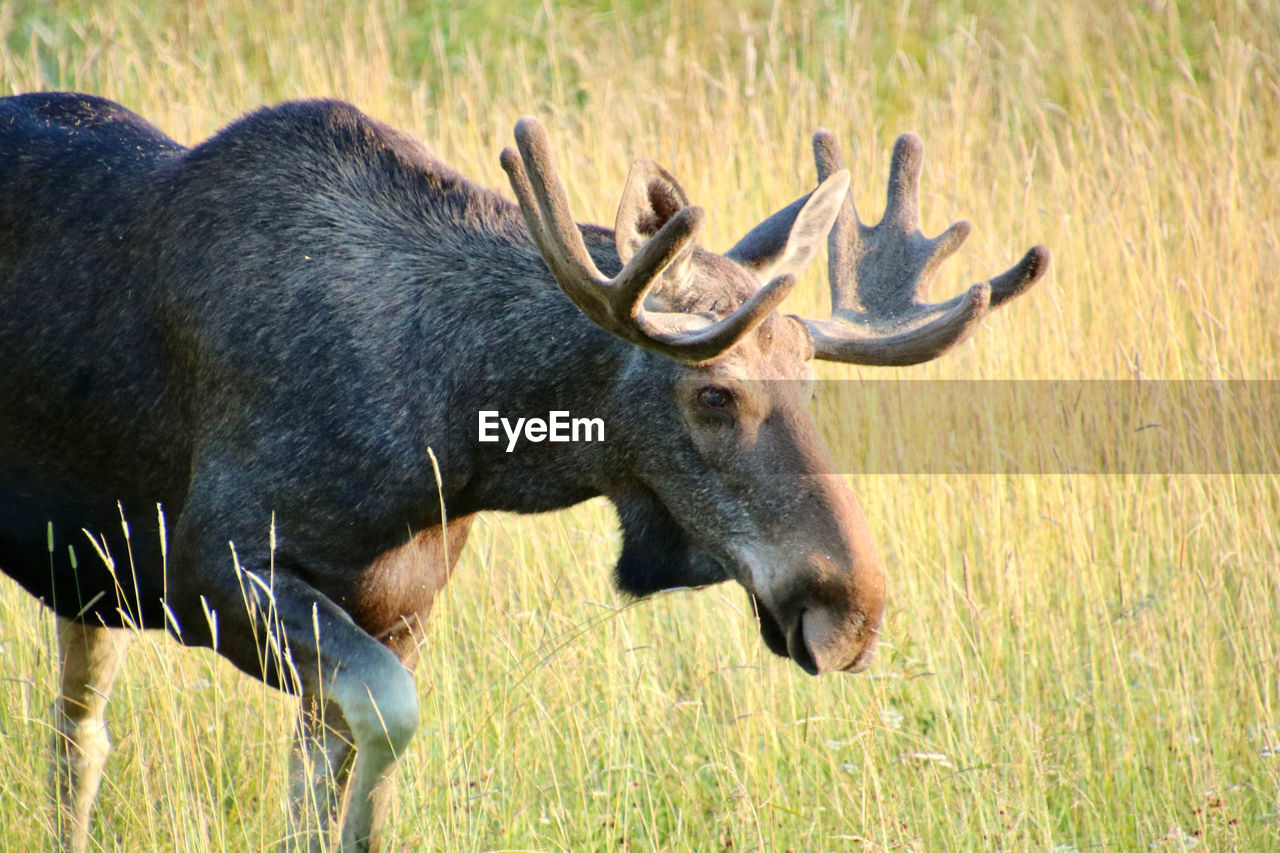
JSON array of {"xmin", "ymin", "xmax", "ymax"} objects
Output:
[{"xmin": 787, "ymin": 610, "xmax": 820, "ymax": 676}]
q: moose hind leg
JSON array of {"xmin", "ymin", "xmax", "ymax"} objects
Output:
[{"xmin": 52, "ymin": 616, "xmax": 132, "ymax": 853}]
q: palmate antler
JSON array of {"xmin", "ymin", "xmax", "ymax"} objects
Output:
[
  {"xmin": 500, "ymin": 117, "xmax": 796, "ymax": 365},
  {"xmin": 797, "ymin": 131, "xmax": 1050, "ymax": 366}
]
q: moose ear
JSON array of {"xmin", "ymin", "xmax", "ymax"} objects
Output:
[
  {"xmin": 726, "ymin": 169, "xmax": 851, "ymax": 280},
  {"xmin": 615, "ymin": 159, "xmax": 695, "ymax": 267}
]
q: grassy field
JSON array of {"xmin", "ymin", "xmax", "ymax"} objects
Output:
[{"xmin": 2, "ymin": 0, "xmax": 1278, "ymax": 850}]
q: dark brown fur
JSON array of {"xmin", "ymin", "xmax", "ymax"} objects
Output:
[{"xmin": 1, "ymin": 94, "xmax": 886, "ymax": 851}]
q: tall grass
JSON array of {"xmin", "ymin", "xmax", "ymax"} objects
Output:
[{"xmin": 1, "ymin": 1, "xmax": 1277, "ymax": 849}]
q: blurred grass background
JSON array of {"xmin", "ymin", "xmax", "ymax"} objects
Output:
[{"xmin": 1, "ymin": 1, "xmax": 1277, "ymax": 850}]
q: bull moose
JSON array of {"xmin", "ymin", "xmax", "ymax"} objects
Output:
[{"xmin": 0, "ymin": 92, "xmax": 1047, "ymax": 851}]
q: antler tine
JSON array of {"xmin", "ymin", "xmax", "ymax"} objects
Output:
[
  {"xmin": 988, "ymin": 244, "xmax": 1051, "ymax": 308},
  {"xmin": 501, "ymin": 116, "xmax": 795, "ymax": 365},
  {"xmin": 812, "ymin": 130, "xmax": 858, "ymax": 305},
  {"xmin": 797, "ymin": 130, "xmax": 1050, "ymax": 366},
  {"xmin": 499, "ymin": 146, "xmax": 557, "ymax": 274},
  {"xmin": 503, "ymin": 116, "xmax": 709, "ymax": 342},
  {"xmin": 883, "ymin": 132, "xmax": 925, "ymax": 229},
  {"xmin": 510, "ymin": 117, "xmax": 610, "ymax": 287}
]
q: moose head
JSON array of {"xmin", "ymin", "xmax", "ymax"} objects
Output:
[{"xmin": 500, "ymin": 118, "xmax": 1047, "ymax": 674}]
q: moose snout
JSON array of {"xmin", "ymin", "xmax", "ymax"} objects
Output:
[
  {"xmin": 752, "ymin": 551, "xmax": 885, "ymax": 676},
  {"xmin": 842, "ymin": 628, "xmax": 880, "ymax": 673},
  {"xmin": 761, "ymin": 503, "xmax": 887, "ymax": 675},
  {"xmin": 786, "ymin": 600, "xmax": 882, "ymax": 676}
]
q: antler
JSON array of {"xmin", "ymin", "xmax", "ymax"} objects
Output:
[
  {"xmin": 500, "ymin": 117, "xmax": 795, "ymax": 365},
  {"xmin": 797, "ymin": 131, "xmax": 1049, "ymax": 366}
]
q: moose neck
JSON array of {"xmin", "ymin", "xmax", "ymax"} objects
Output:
[{"xmin": 425, "ymin": 218, "xmax": 640, "ymax": 520}]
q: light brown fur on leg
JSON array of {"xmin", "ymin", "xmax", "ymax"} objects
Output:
[{"xmin": 52, "ymin": 616, "xmax": 132, "ymax": 853}]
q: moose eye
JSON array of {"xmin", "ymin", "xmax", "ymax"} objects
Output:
[{"xmin": 698, "ymin": 386, "xmax": 731, "ymax": 409}]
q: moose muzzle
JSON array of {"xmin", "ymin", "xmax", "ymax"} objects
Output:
[{"xmin": 748, "ymin": 484, "xmax": 886, "ymax": 676}]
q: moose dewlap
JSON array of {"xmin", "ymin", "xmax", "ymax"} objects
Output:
[{"xmin": 0, "ymin": 92, "xmax": 1045, "ymax": 852}]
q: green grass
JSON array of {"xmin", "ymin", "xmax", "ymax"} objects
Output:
[{"xmin": 2, "ymin": 0, "xmax": 1279, "ymax": 850}]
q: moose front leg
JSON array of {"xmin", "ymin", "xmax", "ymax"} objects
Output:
[
  {"xmin": 288, "ymin": 694, "xmax": 411, "ymax": 853},
  {"xmin": 288, "ymin": 644, "xmax": 429, "ymax": 850},
  {"xmin": 175, "ymin": 549, "xmax": 417, "ymax": 853},
  {"xmin": 287, "ymin": 696, "xmax": 354, "ymax": 852},
  {"xmin": 286, "ymin": 520, "xmax": 472, "ymax": 850},
  {"xmin": 52, "ymin": 616, "xmax": 132, "ymax": 853},
  {"xmin": 292, "ymin": 599, "xmax": 418, "ymax": 853}
]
